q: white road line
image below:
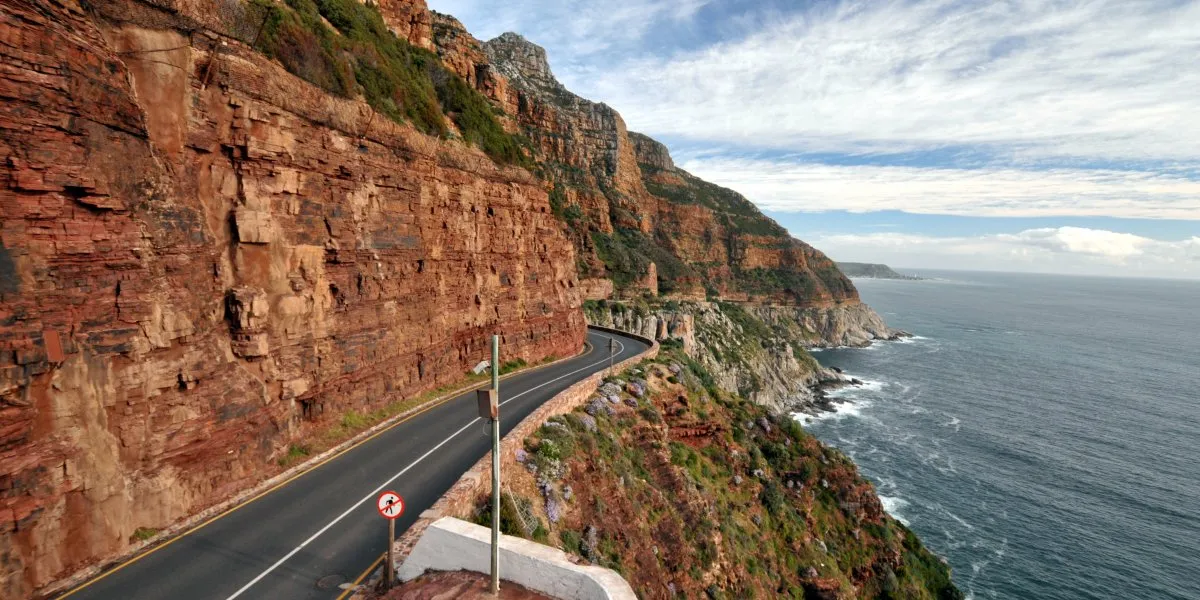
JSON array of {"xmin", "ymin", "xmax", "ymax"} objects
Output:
[{"xmin": 224, "ymin": 334, "xmax": 631, "ymax": 599}]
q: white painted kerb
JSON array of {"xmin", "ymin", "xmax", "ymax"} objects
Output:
[{"xmin": 397, "ymin": 517, "xmax": 637, "ymax": 600}]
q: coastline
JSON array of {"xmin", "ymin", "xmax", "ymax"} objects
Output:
[{"xmin": 794, "ymin": 334, "xmax": 911, "ymax": 421}]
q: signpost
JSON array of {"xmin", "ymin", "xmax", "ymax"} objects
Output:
[
  {"xmin": 376, "ymin": 491, "xmax": 405, "ymax": 587},
  {"xmin": 488, "ymin": 335, "xmax": 501, "ymax": 595}
]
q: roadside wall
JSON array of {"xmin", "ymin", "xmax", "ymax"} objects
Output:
[
  {"xmin": 398, "ymin": 517, "xmax": 636, "ymax": 600},
  {"xmin": 393, "ymin": 326, "xmax": 657, "ymax": 562}
]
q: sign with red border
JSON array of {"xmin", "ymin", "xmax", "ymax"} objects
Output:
[{"xmin": 377, "ymin": 491, "xmax": 404, "ymax": 520}]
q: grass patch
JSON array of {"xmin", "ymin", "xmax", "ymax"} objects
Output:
[
  {"xmin": 130, "ymin": 527, "xmax": 159, "ymax": 543},
  {"xmin": 500, "ymin": 358, "xmax": 528, "ymax": 375}
]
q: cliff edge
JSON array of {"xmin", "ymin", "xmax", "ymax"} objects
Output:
[{"xmin": 467, "ymin": 345, "xmax": 961, "ymax": 599}]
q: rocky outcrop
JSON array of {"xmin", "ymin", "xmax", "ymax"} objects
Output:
[
  {"xmin": 749, "ymin": 303, "xmax": 907, "ymax": 349},
  {"xmin": 837, "ymin": 262, "xmax": 923, "ymax": 280},
  {"xmin": 585, "ymin": 299, "xmax": 906, "ymax": 416},
  {"xmin": 480, "ymin": 34, "xmax": 863, "ymax": 309},
  {"xmin": 376, "ymin": 0, "xmax": 435, "ymax": 50},
  {"xmin": 0, "ymin": 1, "xmax": 585, "ymax": 596},
  {"xmin": 627, "ymin": 132, "xmax": 674, "ymax": 172},
  {"xmin": 586, "ymin": 301, "xmax": 870, "ymax": 415}
]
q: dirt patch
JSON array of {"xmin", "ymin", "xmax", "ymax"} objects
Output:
[{"xmin": 381, "ymin": 570, "xmax": 552, "ymax": 600}]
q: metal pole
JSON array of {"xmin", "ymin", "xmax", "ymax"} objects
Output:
[
  {"xmin": 386, "ymin": 517, "xmax": 396, "ymax": 588},
  {"xmin": 490, "ymin": 334, "xmax": 500, "ymax": 595},
  {"xmin": 609, "ymin": 336, "xmax": 615, "ymax": 375}
]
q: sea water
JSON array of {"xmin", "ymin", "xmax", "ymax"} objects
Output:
[{"xmin": 801, "ymin": 270, "xmax": 1200, "ymax": 600}]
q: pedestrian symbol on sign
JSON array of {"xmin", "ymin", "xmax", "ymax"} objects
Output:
[{"xmin": 377, "ymin": 491, "xmax": 404, "ymax": 520}]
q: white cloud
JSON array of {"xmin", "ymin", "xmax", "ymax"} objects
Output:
[
  {"xmin": 576, "ymin": 0, "xmax": 1200, "ymax": 163},
  {"xmin": 676, "ymin": 156, "xmax": 1200, "ymax": 219},
  {"xmin": 428, "ymin": 0, "xmax": 709, "ymax": 63},
  {"xmin": 807, "ymin": 227, "xmax": 1200, "ymax": 278}
]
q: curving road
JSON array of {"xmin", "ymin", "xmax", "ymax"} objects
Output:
[{"xmin": 59, "ymin": 327, "xmax": 649, "ymax": 600}]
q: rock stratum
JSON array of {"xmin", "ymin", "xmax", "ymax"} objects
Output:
[
  {"xmin": 0, "ymin": 1, "xmax": 586, "ymax": 595},
  {"xmin": 0, "ymin": 0, "xmax": 899, "ymax": 596}
]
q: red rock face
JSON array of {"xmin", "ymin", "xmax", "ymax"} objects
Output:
[
  {"xmin": 0, "ymin": 1, "xmax": 584, "ymax": 596},
  {"xmin": 476, "ymin": 35, "xmax": 860, "ymax": 306},
  {"xmin": 376, "ymin": 0, "xmax": 435, "ymax": 50}
]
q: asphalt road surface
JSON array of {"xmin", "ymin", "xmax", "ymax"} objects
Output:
[{"xmin": 60, "ymin": 327, "xmax": 649, "ymax": 600}]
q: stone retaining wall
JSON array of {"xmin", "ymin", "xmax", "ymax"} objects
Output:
[{"xmin": 393, "ymin": 326, "xmax": 657, "ymax": 563}]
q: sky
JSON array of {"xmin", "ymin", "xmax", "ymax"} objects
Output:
[{"xmin": 429, "ymin": 0, "xmax": 1200, "ymax": 278}]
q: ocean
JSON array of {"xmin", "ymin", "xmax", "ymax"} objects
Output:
[{"xmin": 800, "ymin": 270, "xmax": 1200, "ymax": 600}]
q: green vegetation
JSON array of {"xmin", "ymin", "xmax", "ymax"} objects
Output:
[
  {"xmin": 243, "ymin": 0, "xmax": 527, "ymax": 164},
  {"xmin": 340, "ymin": 409, "xmax": 368, "ymax": 430},
  {"xmin": 644, "ymin": 170, "xmax": 788, "ymax": 237},
  {"xmin": 277, "ymin": 443, "xmax": 312, "ymax": 467},
  {"xmin": 590, "ymin": 228, "xmax": 697, "ymax": 293},
  {"xmin": 477, "ymin": 349, "xmax": 962, "ymax": 599},
  {"xmin": 130, "ymin": 527, "xmax": 159, "ymax": 543},
  {"xmin": 499, "ymin": 358, "xmax": 528, "ymax": 375}
]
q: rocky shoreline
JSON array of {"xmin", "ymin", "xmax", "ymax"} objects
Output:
[{"xmin": 780, "ymin": 327, "xmax": 912, "ymax": 420}]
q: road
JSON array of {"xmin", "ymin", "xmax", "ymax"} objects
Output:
[{"xmin": 59, "ymin": 327, "xmax": 649, "ymax": 600}]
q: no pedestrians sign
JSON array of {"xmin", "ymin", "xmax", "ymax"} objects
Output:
[{"xmin": 377, "ymin": 491, "xmax": 405, "ymax": 520}]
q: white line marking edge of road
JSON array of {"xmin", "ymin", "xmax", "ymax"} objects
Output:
[{"xmin": 223, "ymin": 335, "xmax": 630, "ymax": 599}]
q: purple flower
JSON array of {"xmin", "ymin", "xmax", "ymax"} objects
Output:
[{"xmin": 516, "ymin": 448, "xmax": 528, "ymax": 463}]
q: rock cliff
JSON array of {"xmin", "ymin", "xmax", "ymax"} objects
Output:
[
  {"xmin": 469, "ymin": 348, "xmax": 962, "ymax": 599},
  {"xmin": 0, "ymin": 0, "xmax": 584, "ymax": 596},
  {"xmin": 479, "ymin": 35, "xmax": 860, "ymax": 309},
  {"xmin": 1, "ymin": 0, "xmax": 905, "ymax": 595},
  {"xmin": 837, "ymin": 262, "xmax": 923, "ymax": 280},
  {"xmin": 585, "ymin": 300, "xmax": 903, "ymax": 417}
]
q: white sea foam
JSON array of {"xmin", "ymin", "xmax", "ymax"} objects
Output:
[
  {"xmin": 792, "ymin": 398, "xmax": 873, "ymax": 425},
  {"xmin": 827, "ymin": 377, "xmax": 886, "ymax": 398},
  {"xmin": 879, "ymin": 495, "xmax": 911, "ymax": 525}
]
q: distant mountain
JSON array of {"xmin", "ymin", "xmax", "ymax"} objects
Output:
[{"xmin": 837, "ymin": 262, "xmax": 923, "ymax": 280}]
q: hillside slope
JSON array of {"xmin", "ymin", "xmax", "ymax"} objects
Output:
[{"xmin": 470, "ymin": 346, "xmax": 961, "ymax": 599}]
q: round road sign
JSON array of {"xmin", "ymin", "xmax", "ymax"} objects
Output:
[{"xmin": 377, "ymin": 491, "xmax": 404, "ymax": 520}]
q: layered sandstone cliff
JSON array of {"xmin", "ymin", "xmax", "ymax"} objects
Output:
[
  {"xmin": 2, "ymin": 0, "xmax": 900, "ymax": 595},
  {"xmin": 0, "ymin": 0, "xmax": 584, "ymax": 596}
]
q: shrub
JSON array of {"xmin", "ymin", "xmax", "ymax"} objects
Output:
[
  {"xmin": 340, "ymin": 409, "xmax": 367, "ymax": 429},
  {"xmin": 243, "ymin": 0, "xmax": 528, "ymax": 164},
  {"xmin": 130, "ymin": 527, "xmax": 159, "ymax": 542}
]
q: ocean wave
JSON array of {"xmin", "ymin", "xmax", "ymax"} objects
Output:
[
  {"xmin": 827, "ymin": 377, "xmax": 886, "ymax": 398},
  {"xmin": 879, "ymin": 495, "xmax": 911, "ymax": 525},
  {"xmin": 792, "ymin": 398, "xmax": 873, "ymax": 425}
]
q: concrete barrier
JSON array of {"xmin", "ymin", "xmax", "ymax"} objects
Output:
[{"xmin": 398, "ymin": 517, "xmax": 637, "ymax": 600}]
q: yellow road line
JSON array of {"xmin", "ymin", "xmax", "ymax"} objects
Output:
[
  {"xmin": 335, "ymin": 553, "xmax": 385, "ymax": 600},
  {"xmin": 57, "ymin": 339, "xmax": 597, "ymax": 599}
]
